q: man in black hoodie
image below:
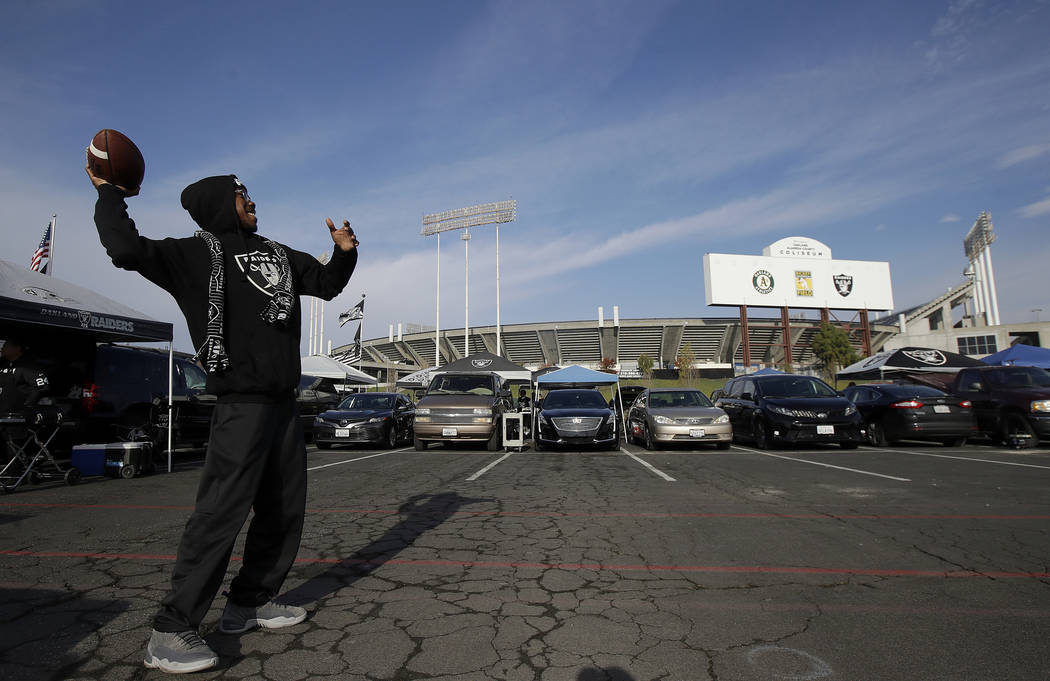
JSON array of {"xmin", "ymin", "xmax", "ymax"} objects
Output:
[{"xmin": 88, "ymin": 160, "xmax": 359, "ymax": 674}]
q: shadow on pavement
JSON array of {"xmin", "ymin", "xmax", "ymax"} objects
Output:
[
  {"xmin": 578, "ymin": 667, "xmax": 638, "ymax": 681},
  {"xmin": 0, "ymin": 588, "xmax": 129, "ymax": 681},
  {"xmin": 281, "ymin": 491, "xmax": 492, "ymax": 605}
]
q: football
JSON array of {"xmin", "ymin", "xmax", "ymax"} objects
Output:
[{"xmin": 88, "ymin": 129, "xmax": 145, "ymax": 191}]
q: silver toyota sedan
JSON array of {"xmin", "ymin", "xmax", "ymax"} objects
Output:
[{"xmin": 626, "ymin": 388, "xmax": 732, "ymax": 450}]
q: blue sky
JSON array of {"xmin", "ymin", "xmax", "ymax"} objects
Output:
[{"xmin": 2, "ymin": 0, "xmax": 1049, "ymax": 355}]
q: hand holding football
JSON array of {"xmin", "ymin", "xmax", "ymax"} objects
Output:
[{"xmin": 87, "ymin": 129, "xmax": 145, "ymax": 193}]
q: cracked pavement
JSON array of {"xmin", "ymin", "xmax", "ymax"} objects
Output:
[{"xmin": 1, "ymin": 442, "xmax": 1049, "ymax": 680}]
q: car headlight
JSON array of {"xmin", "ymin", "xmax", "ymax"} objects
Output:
[
  {"xmin": 1031, "ymin": 400, "xmax": 1050, "ymax": 413},
  {"xmin": 537, "ymin": 413, "xmax": 549, "ymax": 425},
  {"xmin": 653, "ymin": 415, "xmax": 674, "ymax": 425},
  {"xmin": 414, "ymin": 416, "xmax": 431, "ymax": 423},
  {"xmin": 713, "ymin": 413, "xmax": 729, "ymax": 424},
  {"xmin": 768, "ymin": 405, "xmax": 794, "ymax": 416},
  {"xmin": 844, "ymin": 404, "xmax": 857, "ymax": 416},
  {"xmin": 368, "ymin": 416, "xmax": 387, "ymax": 423},
  {"xmin": 416, "ymin": 408, "xmax": 430, "ymax": 415},
  {"xmin": 313, "ymin": 416, "xmax": 325, "ymax": 425},
  {"xmin": 473, "ymin": 407, "xmax": 492, "ymax": 416}
]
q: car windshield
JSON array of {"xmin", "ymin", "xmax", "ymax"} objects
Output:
[
  {"xmin": 989, "ymin": 367, "xmax": 1050, "ymax": 388},
  {"xmin": 427, "ymin": 374, "xmax": 495, "ymax": 396},
  {"xmin": 339, "ymin": 394, "xmax": 394, "ymax": 410},
  {"xmin": 647, "ymin": 390, "xmax": 713, "ymax": 408},
  {"xmin": 759, "ymin": 376, "xmax": 838, "ymax": 397},
  {"xmin": 884, "ymin": 384, "xmax": 946, "ymax": 398},
  {"xmin": 542, "ymin": 390, "xmax": 609, "ymax": 409}
]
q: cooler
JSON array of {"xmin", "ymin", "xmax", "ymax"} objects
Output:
[{"xmin": 72, "ymin": 442, "xmax": 155, "ymax": 479}]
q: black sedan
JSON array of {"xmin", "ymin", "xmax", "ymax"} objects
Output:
[
  {"xmin": 842, "ymin": 383, "xmax": 976, "ymax": 447},
  {"xmin": 312, "ymin": 392, "xmax": 414, "ymax": 449},
  {"xmin": 534, "ymin": 389, "xmax": 619, "ymax": 451}
]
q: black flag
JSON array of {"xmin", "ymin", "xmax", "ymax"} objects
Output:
[{"xmin": 338, "ymin": 297, "xmax": 364, "ymax": 327}]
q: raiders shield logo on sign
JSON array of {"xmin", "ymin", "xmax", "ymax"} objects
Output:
[
  {"xmin": 833, "ymin": 274, "xmax": 853, "ymax": 297},
  {"xmin": 235, "ymin": 251, "xmax": 282, "ymax": 297}
]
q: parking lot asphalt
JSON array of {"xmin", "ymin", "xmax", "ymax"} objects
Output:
[{"xmin": 1, "ymin": 440, "xmax": 1048, "ymax": 681}]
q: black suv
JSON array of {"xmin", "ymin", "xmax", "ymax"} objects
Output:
[
  {"xmin": 714, "ymin": 374, "xmax": 863, "ymax": 449},
  {"xmin": 74, "ymin": 344, "xmax": 214, "ymax": 451},
  {"xmin": 297, "ymin": 374, "xmax": 343, "ymax": 443},
  {"xmin": 951, "ymin": 365, "xmax": 1050, "ymax": 447}
]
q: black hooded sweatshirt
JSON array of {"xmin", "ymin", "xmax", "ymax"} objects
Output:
[{"xmin": 93, "ymin": 177, "xmax": 357, "ymax": 402}]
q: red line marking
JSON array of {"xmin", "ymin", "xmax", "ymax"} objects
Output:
[
  {"xmin": 1, "ymin": 549, "xmax": 1046, "ymax": 578},
  {"xmin": 1, "ymin": 502, "xmax": 1047, "ymax": 521}
]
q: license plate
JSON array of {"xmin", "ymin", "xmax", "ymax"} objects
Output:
[
  {"xmin": 689, "ymin": 428, "xmax": 705, "ymax": 438},
  {"xmin": 442, "ymin": 427, "xmax": 458, "ymax": 437},
  {"xmin": 934, "ymin": 405, "xmax": 950, "ymax": 413},
  {"xmin": 816, "ymin": 425, "xmax": 834, "ymax": 435},
  {"xmin": 335, "ymin": 428, "xmax": 350, "ymax": 438}
]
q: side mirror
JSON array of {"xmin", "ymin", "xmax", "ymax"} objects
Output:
[{"xmin": 741, "ymin": 392, "xmax": 753, "ymax": 401}]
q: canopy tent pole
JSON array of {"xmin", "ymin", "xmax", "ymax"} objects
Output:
[
  {"xmin": 167, "ymin": 343, "xmax": 174, "ymax": 472},
  {"xmin": 617, "ymin": 377, "xmax": 629, "ymax": 443}
]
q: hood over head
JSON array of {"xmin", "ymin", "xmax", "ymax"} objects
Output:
[{"xmin": 180, "ymin": 175, "xmax": 243, "ymax": 235}]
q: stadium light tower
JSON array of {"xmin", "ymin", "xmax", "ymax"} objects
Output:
[
  {"xmin": 421, "ymin": 200, "xmax": 517, "ymax": 364},
  {"xmin": 963, "ymin": 212, "xmax": 1000, "ymax": 326}
]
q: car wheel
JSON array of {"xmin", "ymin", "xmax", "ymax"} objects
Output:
[
  {"xmin": 387, "ymin": 425, "xmax": 398, "ymax": 449},
  {"xmin": 607, "ymin": 434, "xmax": 620, "ymax": 451},
  {"xmin": 486, "ymin": 427, "xmax": 502, "ymax": 452},
  {"xmin": 753, "ymin": 420, "xmax": 771, "ymax": 449},
  {"xmin": 716, "ymin": 441, "xmax": 731, "ymax": 450},
  {"xmin": 867, "ymin": 421, "xmax": 888, "ymax": 447},
  {"xmin": 316, "ymin": 441, "xmax": 332, "ymax": 450},
  {"xmin": 1003, "ymin": 413, "xmax": 1037, "ymax": 448},
  {"xmin": 533, "ymin": 438, "xmax": 544, "ymax": 451},
  {"xmin": 943, "ymin": 437, "xmax": 967, "ymax": 447},
  {"xmin": 643, "ymin": 424, "xmax": 657, "ymax": 450},
  {"xmin": 839, "ymin": 441, "xmax": 859, "ymax": 450},
  {"xmin": 414, "ymin": 436, "xmax": 426, "ymax": 451}
]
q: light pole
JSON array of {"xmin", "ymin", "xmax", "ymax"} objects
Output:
[{"xmin": 421, "ymin": 200, "xmax": 517, "ymax": 362}]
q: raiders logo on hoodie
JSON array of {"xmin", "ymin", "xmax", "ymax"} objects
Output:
[{"xmin": 235, "ymin": 250, "xmax": 283, "ymax": 297}]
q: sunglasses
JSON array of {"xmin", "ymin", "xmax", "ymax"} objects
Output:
[{"xmin": 235, "ymin": 187, "xmax": 253, "ymax": 203}]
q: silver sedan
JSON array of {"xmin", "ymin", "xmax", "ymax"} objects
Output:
[{"xmin": 626, "ymin": 388, "xmax": 732, "ymax": 450}]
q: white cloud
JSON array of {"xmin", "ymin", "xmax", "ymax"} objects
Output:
[
  {"xmin": 1017, "ymin": 196, "xmax": 1050, "ymax": 218},
  {"xmin": 998, "ymin": 142, "xmax": 1050, "ymax": 168},
  {"xmin": 939, "ymin": 214, "xmax": 961, "ymax": 223}
]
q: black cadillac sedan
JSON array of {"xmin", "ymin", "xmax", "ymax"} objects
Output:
[
  {"xmin": 313, "ymin": 392, "xmax": 414, "ymax": 450},
  {"xmin": 842, "ymin": 383, "xmax": 976, "ymax": 447},
  {"xmin": 534, "ymin": 388, "xmax": 619, "ymax": 451}
]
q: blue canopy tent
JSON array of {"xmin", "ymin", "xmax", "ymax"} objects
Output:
[
  {"xmin": 980, "ymin": 344, "xmax": 1050, "ymax": 369},
  {"xmin": 751, "ymin": 367, "xmax": 785, "ymax": 375},
  {"xmin": 534, "ymin": 364, "xmax": 627, "ymax": 443}
]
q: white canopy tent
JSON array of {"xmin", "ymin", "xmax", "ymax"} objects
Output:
[{"xmin": 301, "ymin": 354, "xmax": 377, "ymax": 386}]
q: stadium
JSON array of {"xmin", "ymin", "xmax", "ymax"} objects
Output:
[{"xmin": 335, "ymin": 215, "xmax": 1049, "ymax": 384}]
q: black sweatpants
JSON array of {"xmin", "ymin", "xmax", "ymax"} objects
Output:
[{"xmin": 153, "ymin": 397, "xmax": 307, "ymax": 632}]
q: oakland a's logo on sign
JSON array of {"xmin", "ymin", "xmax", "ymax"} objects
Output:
[
  {"xmin": 235, "ymin": 251, "xmax": 281, "ymax": 297},
  {"xmin": 752, "ymin": 270, "xmax": 774, "ymax": 294},
  {"xmin": 833, "ymin": 274, "xmax": 853, "ymax": 297}
]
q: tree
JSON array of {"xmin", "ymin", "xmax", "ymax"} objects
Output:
[
  {"xmin": 637, "ymin": 353, "xmax": 654, "ymax": 386},
  {"xmin": 811, "ymin": 323, "xmax": 859, "ymax": 382},
  {"xmin": 599, "ymin": 357, "xmax": 616, "ymax": 373},
  {"xmin": 676, "ymin": 342, "xmax": 696, "ymax": 386}
]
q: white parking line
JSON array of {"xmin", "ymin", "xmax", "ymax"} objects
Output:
[
  {"xmin": 863, "ymin": 446, "xmax": 1050, "ymax": 470},
  {"xmin": 621, "ymin": 448, "xmax": 677, "ymax": 482},
  {"xmin": 734, "ymin": 445, "xmax": 911, "ymax": 481},
  {"xmin": 306, "ymin": 447, "xmax": 411, "ymax": 471},
  {"xmin": 466, "ymin": 452, "xmax": 514, "ymax": 481}
]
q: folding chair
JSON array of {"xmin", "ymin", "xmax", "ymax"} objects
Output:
[{"xmin": 0, "ymin": 407, "xmax": 80, "ymax": 493}]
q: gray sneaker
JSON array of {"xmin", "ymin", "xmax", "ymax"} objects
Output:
[
  {"xmin": 143, "ymin": 629, "xmax": 218, "ymax": 674},
  {"xmin": 219, "ymin": 600, "xmax": 307, "ymax": 634}
]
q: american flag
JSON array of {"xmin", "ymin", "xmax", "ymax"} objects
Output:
[{"xmin": 30, "ymin": 220, "xmax": 53, "ymax": 274}]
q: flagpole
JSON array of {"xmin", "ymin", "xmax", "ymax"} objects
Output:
[
  {"xmin": 49, "ymin": 215, "xmax": 56, "ymax": 277},
  {"xmin": 359, "ymin": 294, "xmax": 365, "ymax": 372}
]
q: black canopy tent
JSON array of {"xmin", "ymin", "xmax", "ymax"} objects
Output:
[
  {"xmin": 836, "ymin": 346, "xmax": 985, "ymax": 381},
  {"xmin": 0, "ymin": 259, "xmax": 178, "ymax": 468}
]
